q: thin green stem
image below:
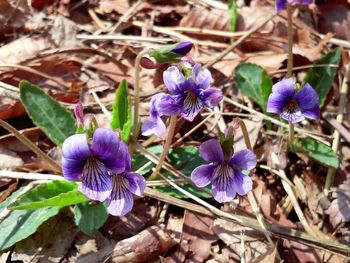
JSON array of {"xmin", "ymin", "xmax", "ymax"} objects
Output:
[
  {"xmin": 148, "ymin": 115, "xmax": 177, "ymax": 181},
  {"xmin": 287, "ymin": 4, "xmax": 293, "ymax": 77},
  {"xmin": 0, "ymin": 119, "xmax": 62, "ymax": 173},
  {"xmin": 132, "ymin": 49, "xmax": 149, "ymax": 143}
]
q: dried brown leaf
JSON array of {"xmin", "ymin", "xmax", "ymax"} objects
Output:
[
  {"xmin": 213, "ymin": 218, "xmax": 268, "ymax": 262},
  {"xmin": 325, "ymin": 178, "xmax": 350, "ymax": 227},
  {"xmin": 0, "ymin": 147, "xmax": 24, "ymax": 169},
  {"xmin": 0, "ymin": 36, "xmax": 53, "ymax": 64}
]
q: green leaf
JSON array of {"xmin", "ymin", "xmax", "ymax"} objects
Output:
[
  {"xmin": 228, "ymin": 0, "xmax": 238, "ymax": 32},
  {"xmin": 0, "ymin": 187, "xmax": 60, "ymax": 251},
  {"xmin": 19, "ymin": 81, "xmax": 76, "ymax": 146},
  {"xmin": 74, "ymin": 202, "xmax": 108, "ymax": 236},
  {"xmin": 304, "ymin": 48, "xmax": 340, "ymax": 107},
  {"xmin": 111, "ymin": 80, "xmax": 132, "ymax": 142},
  {"xmin": 133, "ymin": 146, "xmax": 211, "ymax": 199},
  {"xmin": 294, "ymin": 138, "xmax": 339, "ymax": 169},
  {"xmin": 235, "ymin": 63, "xmax": 273, "ymax": 111},
  {"xmin": 9, "ymin": 181, "xmax": 88, "ymax": 210}
]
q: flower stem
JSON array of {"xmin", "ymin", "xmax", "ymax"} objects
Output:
[
  {"xmin": 0, "ymin": 119, "xmax": 62, "ymax": 173},
  {"xmin": 148, "ymin": 115, "xmax": 177, "ymax": 181},
  {"xmin": 287, "ymin": 4, "xmax": 293, "ymax": 77},
  {"xmin": 234, "ymin": 118, "xmax": 275, "ymax": 247},
  {"xmin": 132, "ymin": 49, "xmax": 149, "ymax": 144},
  {"xmin": 288, "ymin": 122, "xmax": 295, "ymax": 149}
]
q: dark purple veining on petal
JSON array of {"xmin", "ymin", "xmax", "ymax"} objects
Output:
[{"xmin": 191, "ymin": 139, "xmax": 255, "ymax": 203}]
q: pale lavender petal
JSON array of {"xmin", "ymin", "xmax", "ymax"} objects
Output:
[
  {"xmin": 233, "ymin": 169, "xmax": 253, "ymax": 196},
  {"xmin": 200, "ymin": 88, "xmax": 223, "ymax": 108},
  {"xmin": 180, "ymin": 93, "xmax": 203, "ymax": 121},
  {"xmin": 301, "ymin": 105, "xmax": 320, "ymax": 120},
  {"xmin": 163, "ymin": 66, "xmax": 185, "ymax": 94},
  {"xmin": 62, "ymin": 133, "xmax": 92, "ymax": 160},
  {"xmin": 276, "ymin": 0, "xmax": 287, "ymax": 12},
  {"xmin": 294, "ymin": 83, "xmax": 319, "ymax": 110},
  {"xmin": 212, "ymin": 173, "xmax": 236, "ymax": 203},
  {"xmin": 79, "ymin": 159, "xmax": 112, "ymax": 201},
  {"xmin": 191, "ymin": 164, "xmax": 215, "ymax": 187},
  {"xmin": 266, "ymin": 93, "xmax": 289, "ymax": 114},
  {"xmin": 120, "ymin": 172, "xmax": 146, "ymax": 196},
  {"xmin": 172, "ymin": 41, "xmax": 193, "ymax": 56},
  {"xmin": 62, "ymin": 157, "xmax": 84, "ymax": 181},
  {"xmin": 281, "ymin": 106, "xmax": 305, "ymax": 123},
  {"xmin": 272, "ymin": 78, "xmax": 295, "ymax": 98},
  {"xmin": 229, "ymin": 149, "xmax": 257, "ymax": 171},
  {"xmin": 91, "ymin": 128, "xmax": 126, "ymax": 173},
  {"xmin": 157, "ymin": 93, "xmax": 181, "ymax": 116},
  {"xmin": 106, "ymin": 175, "xmax": 134, "ymax": 216},
  {"xmin": 141, "ymin": 117, "xmax": 167, "ymax": 139},
  {"xmin": 199, "ymin": 139, "xmax": 224, "ymax": 163},
  {"xmin": 192, "ymin": 63, "xmax": 211, "ymax": 90}
]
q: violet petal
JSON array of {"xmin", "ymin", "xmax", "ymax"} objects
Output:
[
  {"xmin": 191, "ymin": 164, "xmax": 215, "ymax": 187},
  {"xmin": 200, "ymin": 88, "xmax": 223, "ymax": 108},
  {"xmin": 172, "ymin": 41, "xmax": 193, "ymax": 56},
  {"xmin": 212, "ymin": 172, "xmax": 236, "ymax": 203},
  {"xmin": 91, "ymin": 128, "xmax": 126, "ymax": 174},
  {"xmin": 79, "ymin": 159, "xmax": 112, "ymax": 201},
  {"xmin": 233, "ymin": 169, "xmax": 253, "ymax": 196},
  {"xmin": 266, "ymin": 93, "xmax": 289, "ymax": 114},
  {"xmin": 157, "ymin": 93, "xmax": 181, "ymax": 116},
  {"xmin": 120, "ymin": 172, "xmax": 146, "ymax": 196},
  {"xmin": 106, "ymin": 175, "xmax": 134, "ymax": 216},
  {"xmin": 141, "ymin": 117, "xmax": 167, "ymax": 139},
  {"xmin": 199, "ymin": 139, "xmax": 224, "ymax": 163},
  {"xmin": 275, "ymin": 0, "xmax": 287, "ymax": 12},
  {"xmin": 294, "ymin": 83, "xmax": 319, "ymax": 110},
  {"xmin": 281, "ymin": 106, "xmax": 305, "ymax": 123},
  {"xmin": 192, "ymin": 63, "xmax": 212, "ymax": 90},
  {"xmin": 229, "ymin": 149, "xmax": 257, "ymax": 171},
  {"xmin": 62, "ymin": 133, "xmax": 92, "ymax": 161},
  {"xmin": 301, "ymin": 104, "xmax": 320, "ymax": 120},
  {"xmin": 272, "ymin": 78, "xmax": 295, "ymax": 98},
  {"xmin": 163, "ymin": 66, "xmax": 185, "ymax": 94},
  {"xmin": 62, "ymin": 157, "xmax": 85, "ymax": 181}
]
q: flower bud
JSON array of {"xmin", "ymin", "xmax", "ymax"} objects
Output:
[
  {"xmin": 140, "ymin": 57, "xmax": 159, "ymax": 69},
  {"xmin": 74, "ymin": 102, "xmax": 84, "ymax": 126},
  {"xmin": 148, "ymin": 42, "xmax": 193, "ymax": 64}
]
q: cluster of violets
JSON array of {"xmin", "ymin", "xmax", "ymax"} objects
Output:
[
  {"xmin": 62, "ymin": 25, "xmax": 321, "ymax": 215},
  {"xmin": 62, "ymin": 105, "xmax": 146, "ymax": 216},
  {"xmin": 141, "ymin": 61, "xmax": 223, "ymax": 138}
]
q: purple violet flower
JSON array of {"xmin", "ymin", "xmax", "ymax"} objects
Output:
[
  {"xmin": 276, "ymin": 0, "xmax": 313, "ymax": 12},
  {"xmin": 142, "ymin": 64, "xmax": 223, "ymax": 137},
  {"xmin": 172, "ymin": 41, "xmax": 193, "ymax": 56},
  {"xmin": 266, "ymin": 78, "xmax": 320, "ymax": 124},
  {"xmin": 191, "ymin": 139, "xmax": 256, "ymax": 203},
  {"xmin": 62, "ymin": 128, "xmax": 146, "ymax": 216}
]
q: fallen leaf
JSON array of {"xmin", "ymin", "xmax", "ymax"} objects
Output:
[
  {"xmin": 213, "ymin": 218, "xmax": 268, "ymax": 262},
  {"xmin": 164, "ymin": 210, "xmax": 218, "ymax": 263},
  {"xmin": 325, "ymin": 178, "xmax": 350, "ymax": 227},
  {"xmin": 0, "ymin": 147, "xmax": 24, "ymax": 169},
  {"xmin": 251, "ymin": 245, "xmax": 278, "ymax": 263}
]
